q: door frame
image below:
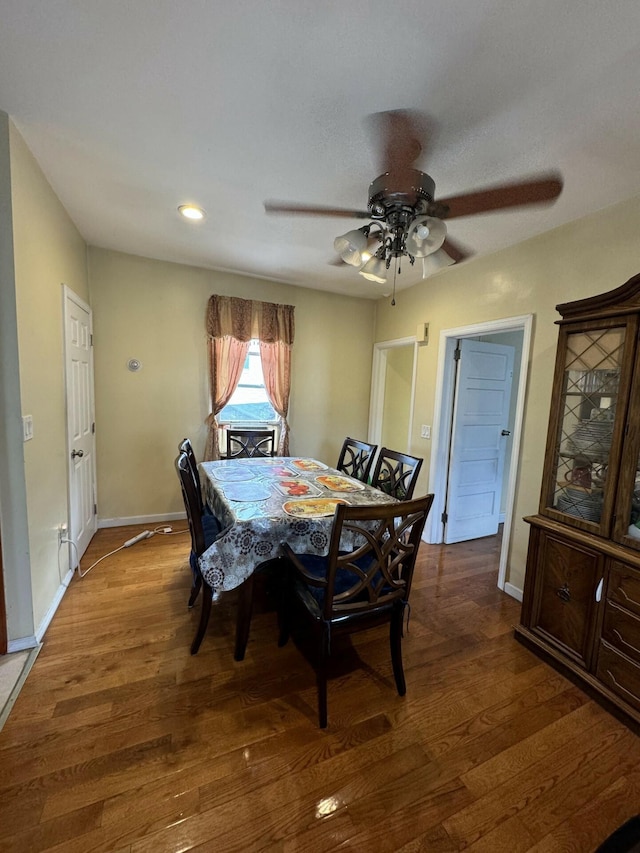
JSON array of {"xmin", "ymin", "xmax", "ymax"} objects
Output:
[
  {"xmin": 427, "ymin": 314, "xmax": 533, "ymax": 593},
  {"xmin": 62, "ymin": 285, "xmax": 97, "ymax": 569},
  {"xmin": 368, "ymin": 336, "xmax": 418, "ymax": 451}
]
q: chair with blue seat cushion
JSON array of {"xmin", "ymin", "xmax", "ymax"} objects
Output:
[
  {"xmin": 371, "ymin": 447, "xmax": 423, "ymax": 500},
  {"xmin": 336, "ymin": 437, "xmax": 378, "ymax": 483},
  {"xmin": 178, "ymin": 437, "xmax": 210, "ymax": 515},
  {"xmin": 176, "ymin": 452, "xmax": 221, "ymax": 649},
  {"xmin": 279, "ymin": 494, "xmax": 434, "ymax": 727},
  {"xmin": 176, "ymin": 450, "xmax": 266, "ymax": 660}
]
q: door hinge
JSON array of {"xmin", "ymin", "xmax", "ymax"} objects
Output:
[
  {"xmin": 90, "ymin": 333, "xmax": 94, "ymax": 346},
  {"xmin": 441, "ymin": 511, "xmax": 448, "ymax": 524},
  {"xmin": 453, "ymin": 346, "xmax": 461, "ymax": 362},
  {"xmin": 92, "ymin": 422, "xmax": 95, "ymax": 434},
  {"xmin": 94, "ymin": 503, "xmax": 97, "ymax": 515}
]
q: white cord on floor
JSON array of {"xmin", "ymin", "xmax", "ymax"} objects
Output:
[
  {"xmin": 152, "ymin": 525, "xmax": 190, "ymax": 536},
  {"xmin": 63, "ymin": 524, "xmax": 190, "ymax": 580},
  {"xmin": 77, "ymin": 542, "xmax": 126, "ymax": 577}
]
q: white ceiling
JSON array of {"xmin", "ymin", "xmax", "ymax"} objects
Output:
[{"xmin": 1, "ymin": 1, "xmax": 640, "ymax": 299}]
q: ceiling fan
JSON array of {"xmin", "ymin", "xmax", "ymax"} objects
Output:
[{"xmin": 264, "ymin": 110, "xmax": 562, "ymax": 295}]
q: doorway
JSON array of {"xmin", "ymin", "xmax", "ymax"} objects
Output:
[
  {"xmin": 427, "ymin": 315, "xmax": 533, "ymax": 593},
  {"xmin": 368, "ymin": 337, "xmax": 418, "ymax": 452}
]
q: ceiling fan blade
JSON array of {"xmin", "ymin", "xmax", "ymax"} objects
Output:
[
  {"xmin": 370, "ymin": 110, "xmax": 424, "ymax": 176},
  {"xmin": 264, "ymin": 201, "xmax": 370, "ymax": 219},
  {"xmin": 441, "ymin": 236, "xmax": 471, "ymax": 263},
  {"xmin": 367, "ymin": 110, "xmax": 436, "ymax": 198},
  {"xmin": 437, "ymin": 173, "xmax": 563, "ymax": 219}
]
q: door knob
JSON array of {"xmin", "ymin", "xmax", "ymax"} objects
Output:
[
  {"xmin": 501, "ymin": 429, "xmax": 511, "ymax": 436},
  {"xmin": 71, "ymin": 449, "xmax": 84, "ymax": 459}
]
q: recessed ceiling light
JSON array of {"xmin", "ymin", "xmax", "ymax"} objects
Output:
[{"xmin": 178, "ymin": 204, "xmax": 205, "ymax": 221}]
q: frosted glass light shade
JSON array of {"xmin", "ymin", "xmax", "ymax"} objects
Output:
[
  {"xmin": 422, "ymin": 248, "xmax": 455, "ymax": 277},
  {"xmin": 334, "ymin": 228, "xmax": 368, "ymax": 266},
  {"xmin": 359, "ymin": 255, "xmax": 388, "ymax": 283},
  {"xmin": 406, "ymin": 216, "xmax": 447, "ymax": 258}
]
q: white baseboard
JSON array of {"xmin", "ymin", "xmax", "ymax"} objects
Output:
[
  {"xmin": 7, "ymin": 636, "xmax": 39, "ymax": 653},
  {"xmin": 98, "ymin": 511, "xmax": 186, "ymax": 529},
  {"xmin": 35, "ymin": 571, "xmax": 74, "ymax": 643},
  {"xmin": 504, "ymin": 582, "xmax": 523, "ymax": 602},
  {"xmin": 7, "ymin": 570, "xmax": 73, "ymax": 650}
]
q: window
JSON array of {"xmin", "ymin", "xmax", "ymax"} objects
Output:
[{"xmin": 218, "ymin": 340, "xmax": 276, "ymax": 422}]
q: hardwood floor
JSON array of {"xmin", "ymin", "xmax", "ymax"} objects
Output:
[{"xmin": 1, "ymin": 524, "xmax": 638, "ymax": 852}]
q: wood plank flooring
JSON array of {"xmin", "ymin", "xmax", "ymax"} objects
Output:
[{"xmin": 1, "ymin": 524, "xmax": 639, "ymax": 852}]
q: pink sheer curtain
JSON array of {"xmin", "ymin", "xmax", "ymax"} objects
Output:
[
  {"xmin": 260, "ymin": 341, "xmax": 292, "ymax": 455},
  {"xmin": 258, "ymin": 300, "xmax": 294, "ymax": 456},
  {"xmin": 204, "ymin": 336, "xmax": 249, "ymax": 460},
  {"xmin": 205, "ymin": 295, "xmax": 295, "ymax": 460}
]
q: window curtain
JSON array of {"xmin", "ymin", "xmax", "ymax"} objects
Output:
[{"xmin": 204, "ymin": 295, "xmax": 295, "ymax": 460}]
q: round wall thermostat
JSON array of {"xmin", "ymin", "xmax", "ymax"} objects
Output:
[{"xmin": 127, "ymin": 358, "xmax": 142, "ymax": 372}]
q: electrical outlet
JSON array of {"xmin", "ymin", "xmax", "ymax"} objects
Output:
[
  {"xmin": 58, "ymin": 523, "xmax": 68, "ymax": 544},
  {"xmin": 420, "ymin": 424, "xmax": 431, "ymax": 439}
]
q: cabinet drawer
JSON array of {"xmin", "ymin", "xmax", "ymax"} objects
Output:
[
  {"xmin": 607, "ymin": 561, "xmax": 640, "ymax": 618},
  {"xmin": 596, "ymin": 640, "xmax": 640, "ymax": 712},
  {"xmin": 602, "ymin": 600, "xmax": 640, "ymax": 664}
]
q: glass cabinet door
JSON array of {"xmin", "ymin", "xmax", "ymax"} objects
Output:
[
  {"xmin": 614, "ymin": 341, "xmax": 640, "ymax": 550},
  {"xmin": 542, "ymin": 323, "xmax": 627, "ymax": 533}
]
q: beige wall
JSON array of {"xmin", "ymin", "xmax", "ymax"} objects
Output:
[
  {"xmin": 8, "ymin": 120, "xmax": 89, "ymax": 635},
  {"xmin": 88, "ymin": 248, "xmax": 376, "ymax": 521},
  {"xmin": 374, "ymin": 193, "xmax": 640, "ymax": 593}
]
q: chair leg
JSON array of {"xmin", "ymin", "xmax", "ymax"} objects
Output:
[
  {"xmin": 317, "ymin": 626, "xmax": 329, "ymax": 728},
  {"xmin": 191, "ymin": 580, "xmax": 213, "ymax": 655},
  {"xmin": 277, "ymin": 563, "xmax": 291, "ymax": 648},
  {"xmin": 188, "ymin": 573, "xmax": 202, "ymax": 608},
  {"xmin": 234, "ymin": 574, "xmax": 255, "ymax": 661},
  {"xmin": 390, "ymin": 605, "xmax": 407, "ymax": 696}
]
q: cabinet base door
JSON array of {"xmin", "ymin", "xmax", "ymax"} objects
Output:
[{"xmin": 526, "ymin": 527, "xmax": 602, "ymax": 668}]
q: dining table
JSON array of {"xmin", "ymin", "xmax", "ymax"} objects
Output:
[{"xmin": 197, "ymin": 456, "xmax": 397, "ymax": 598}]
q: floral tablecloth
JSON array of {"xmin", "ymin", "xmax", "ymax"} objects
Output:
[{"xmin": 198, "ymin": 457, "xmax": 395, "ymax": 596}]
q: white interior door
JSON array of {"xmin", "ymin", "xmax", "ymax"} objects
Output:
[
  {"xmin": 63, "ymin": 287, "xmax": 97, "ymax": 565},
  {"xmin": 444, "ymin": 338, "xmax": 514, "ymax": 543}
]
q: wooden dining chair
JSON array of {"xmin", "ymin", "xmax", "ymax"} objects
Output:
[
  {"xmin": 336, "ymin": 436, "xmax": 378, "ymax": 482},
  {"xmin": 176, "ymin": 450, "xmax": 273, "ymax": 660},
  {"xmin": 226, "ymin": 428, "xmax": 275, "ymax": 458},
  {"xmin": 176, "ymin": 451, "xmax": 221, "ymax": 617},
  {"xmin": 370, "ymin": 448, "xmax": 424, "ymax": 500},
  {"xmin": 178, "ymin": 437, "xmax": 206, "ymax": 514},
  {"xmin": 279, "ymin": 494, "xmax": 434, "ymax": 728}
]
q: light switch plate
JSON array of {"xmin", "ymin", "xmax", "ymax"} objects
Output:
[
  {"xmin": 421, "ymin": 424, "xmax": 431, "ymax": 439},
  {"xmin": 23, "ymin": 414, "xmax": 33, "ymax": 441}
]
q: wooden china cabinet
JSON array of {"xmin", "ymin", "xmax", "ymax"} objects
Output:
[{"xmin": 516, "ymin": 272, "xmax": 640, "ymax": 728}]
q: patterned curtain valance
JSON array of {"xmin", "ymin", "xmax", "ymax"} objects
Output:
[{"xmin": 206, "ymin": 295, "xmax": 295, "ymax": 345}]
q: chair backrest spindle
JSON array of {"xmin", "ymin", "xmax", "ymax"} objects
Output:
[
  {"xmin": 336, "ymin": 437, "xmax": 378, "ymax": 482},
  {"xmin": 370, "ymin": 447, "xmax": 423, "ymax": 500}
]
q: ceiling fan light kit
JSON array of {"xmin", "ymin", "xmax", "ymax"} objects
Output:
[{"xmin": 265, "ymin": 110, "xmax": 563, "ymax": 302}]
